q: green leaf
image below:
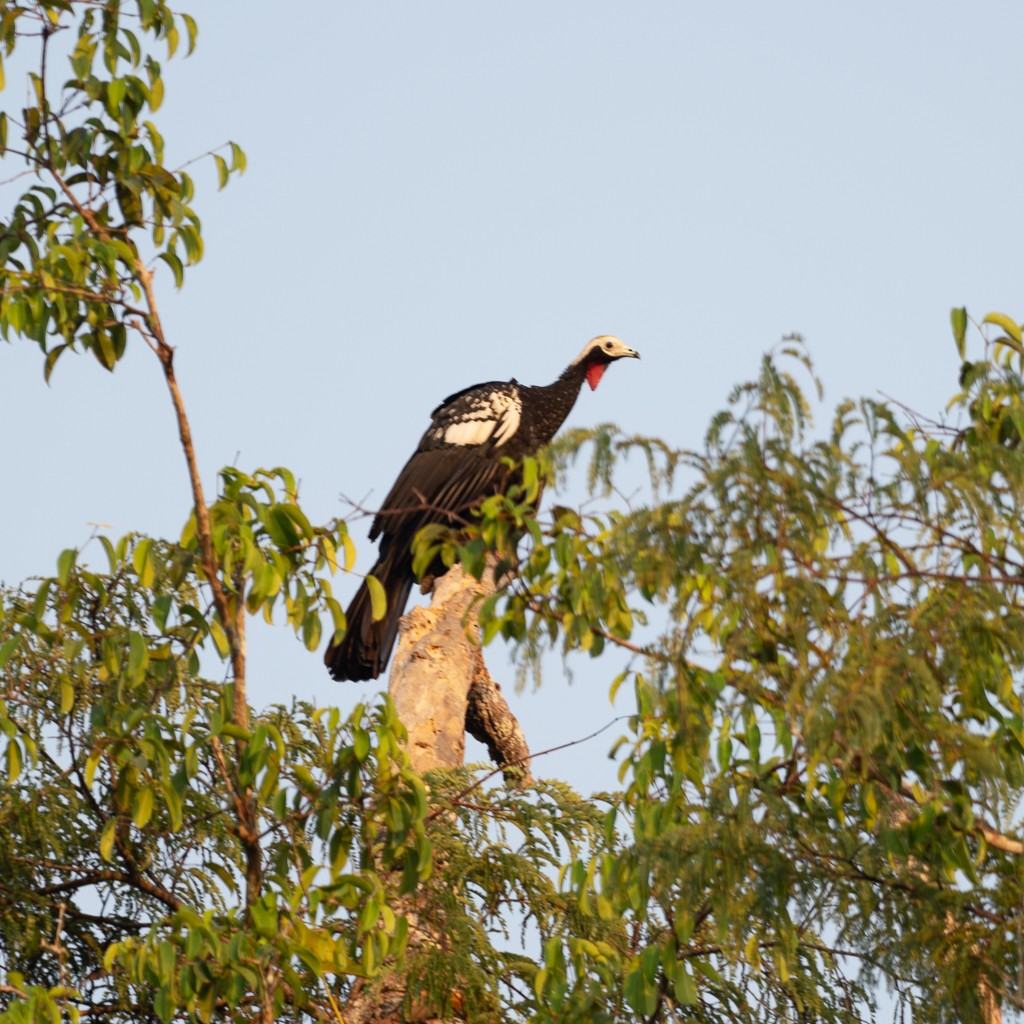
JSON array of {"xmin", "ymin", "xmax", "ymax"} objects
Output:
[
  {"xmin": 229, "ymin": 141, "xmax": 247, "ymax": 174},
  {"xmin": 149, "ymin": 69, "xmax": 164, "ymax": 111},
  {"xmin": 93, "ymin": 327, "xmax": 119, "ymax": 371},
  {"xmin": 133, "ymin": 537, "xmax": 155, "ymax": 587},
  {"xmin": 984, "ymin": 310, "xmax": 1022, "ymax": 344},
  {"xmin": 6, "ymin": 739, "xmax": 22, "ymax": 783},
  {"xmin": 293, "ymin": 765, "xmax": 318, "ymax": 794},
  {"xmin": 84, "ymin": 751, "xmax": 102, "ymax": 789},
  {"xmin": 99, "ymin": 818, "xmax": 117, "ymax": 862},
  {"xmin": 127, "ymin": 631, "xmax": 149, "ymax": 681},
  {"xmin": 267, "ymin": 504, "xmax": 300, "ymax": 549},
  {"xmin": 624, "ymin": 965, "xmax": 657, "ymax": 1016},
  {"xmin": 181, "ymin": 13, "xmax": 199, "ymax": 55},
  {"xmin": 674, "ymin": 963, "xmax": 697, "ymax": 1005},
  {"xmin": 99, "ymin": 535, "xmax": 120, "ymax": 572},
  {"xmin": 250, "ymin": 898, "xmax": 277, "ymax": 939},
  {"xmin": 158, "ymin": 249, "xmax": 184, "ymax": 288},
  {"xmin": 950, "ymin": 306, "xmax": 967, "ymax": 359},
  {"xmin": 0, "ymin": 637, "xmax": 18, "ymax": 670},
  {"xmin": 152, "ymin": 594, "xmax": 172, "ymax": 632},
  {"xmin": 5, "ymin": 295, "xmax": 26, "ymax": 335},
  {"xmin": 457, "ymin": 538, "xmax": 486, "ymax": 579},
  {"xmin": 132, "ymin": 786, "xmax": 154, "ymax": 828},
  {"xmin": 56, "ymin": 547, "xmax": 77, "ymax": 587},
  {"xmin": 522, "ymin": 455, "xmax": 539, "ymax": 502},
  {"xmin": 366, "ymin": 575, "xmax": 386, "ymax": 622},
  {"xmin": 123, "ymin": 28, "xmax": 142, "ymax": 66},
  {"xmin": 207, "ymin": 617, "xmax": 230, "ymax": 658},
  {"xmin": 103, "ymin": 943, "xmax": 121, "ymax": 974},
  {"xmin": 44, "ymin": 343, "xmax": 69, "ymax": 382},
  {"xmin": 302, "ymin": 612, "xmax": 321, "ymax": 652},
  {"xmin": 106, "ymin": 77, "xmax": 126, "ymax": 114},
  {"xmin": 213, "ymin": 153, "xmax": 229, "ymax": 190},
  {"xmin": 165, "ymin": 20, "xmax": 180, "ymax": 59},
  {"xmin": 342, "ymin": 532, "xmax": 357, "ymax": 572},
  {"xmin": 353, "ymin": 727, "xmax": 370, "ymax": 762}
]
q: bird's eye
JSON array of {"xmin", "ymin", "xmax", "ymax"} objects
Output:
[{"xmin": 604, "ymin": 340, "xmax": 612, "ymax": 349}]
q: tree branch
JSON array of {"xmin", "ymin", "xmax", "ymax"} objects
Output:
[{"xmin": 465, "ymin": 660, "xmax": 532, "ymax": 787}]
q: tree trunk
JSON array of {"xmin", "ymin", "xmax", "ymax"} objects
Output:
[
  {"xmin": 342, "ymin": 561, "xmax": 531, "ymax": 1023},
  {"xmin": 389, "ymin": 562, "xmax": 531, "ymax": 783}
]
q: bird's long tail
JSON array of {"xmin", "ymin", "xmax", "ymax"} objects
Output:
[{"xmin": 324, "ymin": 547, "xmax": 414, "ymax": 682}]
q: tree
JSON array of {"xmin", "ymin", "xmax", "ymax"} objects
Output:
[
  {"xmin": 472, "ymin": 325, "xmax": 1024, "ymax": 1023},
  {"xmin": 2, "ymin": 4, "xmax": 1024, "ymax": 1023},
  {"xmin": 0, "ymin": 4, "xmax": 426, "ymax": 1021}
]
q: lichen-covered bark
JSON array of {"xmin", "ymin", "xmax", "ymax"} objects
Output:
[
  {"xmin": 387, "ymin": 564, "xmax": 489, "ymax": 774},
  {"xmin": 465, "ymin": 663, "xmax": 532, "ymax": 787},
  {"xmin": 388, "ymin": 562, "xmax": 531, "ymax": 781},
  {"xmin": 343, "ymin": 562, "xmax": 531, "ymax": 1023}
]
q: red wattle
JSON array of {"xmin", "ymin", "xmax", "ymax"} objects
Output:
[{"xmin": 586, "ymin": 362, "xmax": 606, "ymax": 390}]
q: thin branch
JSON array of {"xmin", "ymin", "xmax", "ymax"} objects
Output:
[
  {"xmin": 427, "ymin": 715, "xmax": 629, "ymax": 822},
  {"xmin": 39, "ymin": 127, "xmax": 241, "ymax": 696}
]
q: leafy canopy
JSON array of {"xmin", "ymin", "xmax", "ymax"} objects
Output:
[{"xmin": 1, "ymin": 2, "xmax": 1024, "ymax": 1023}]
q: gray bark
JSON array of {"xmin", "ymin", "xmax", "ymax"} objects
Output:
[{"xmin": 343, "ymin": 562, "xmax": 531, "ymax": 1023}]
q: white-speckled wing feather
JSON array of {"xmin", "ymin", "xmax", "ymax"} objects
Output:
[{"xmin": 426, "ymin": 382, "xmax": 522, "ymax": 450}]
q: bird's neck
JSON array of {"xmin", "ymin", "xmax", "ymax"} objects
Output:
[
  {"xmin": 523, "ymin": 360, "xmax": 589, "ymax": 446},
  {"xmin": 553, "ymin": 357, "xmax": 591, "ymax": 400}
]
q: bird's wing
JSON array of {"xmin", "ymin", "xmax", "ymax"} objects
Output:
[
  {"xmin": 423, "ymin": 380, "xmax": 523, "ymax": 451},
  {"xmin": 369, "ymin": 446, "xmax": 515, "ymax": 542},
  {"xmin": 367, "ymin": 381, "xmax": 523, "ymax": 542}
]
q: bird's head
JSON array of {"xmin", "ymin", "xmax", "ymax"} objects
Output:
[{"xmin": 574, "ymin": 335, "xmax": 640, "ymax": 390}]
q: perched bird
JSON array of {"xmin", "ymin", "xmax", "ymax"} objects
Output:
[{"xmin": 325, "ymin": 335, "xmax": 640, "ymax": 681}]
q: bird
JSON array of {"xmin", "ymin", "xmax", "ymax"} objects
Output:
[{"xmin": 325, "ymin": 335, "xmax": 640, "ymax": 681}]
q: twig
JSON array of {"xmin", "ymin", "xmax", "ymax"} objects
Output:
[{"xmin": 426, "ymin": 715, "xmax": 629, "ymax": 821}]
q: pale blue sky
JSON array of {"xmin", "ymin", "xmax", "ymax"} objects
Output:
[{"xmin": 2, "ymin": 1, "xmax": 1024, "ymax": 792}]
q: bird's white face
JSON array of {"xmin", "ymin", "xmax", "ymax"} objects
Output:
[
  {"xmin": 574, "ymin": 335, "xmax": 640, "ymax": 364},
  {"xmin": 574, "ymin": 335, "xmax": 640, "ymax": 390}
]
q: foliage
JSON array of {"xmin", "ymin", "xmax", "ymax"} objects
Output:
[
  {"xmin": 470, "ymin": 323, "xmax": 1024, "ymax": 1021},
  {"xmin": 0, "ymin": 0, "xmax": 243, "ymax": 373},
  {"xmin": 2, "ymin": 3, "xmax": 1024, "ymax": 1024},
  {"xmin": 0, "ymin": 3, "xmax": 428, "ymax": 1021},
  {"xmin": 0, "ymin": 542, "xmax": 427, "ymax": 1019},
  {"xmin": 372, "ymin": 773, "xmax": 623, "ymax": 1023}
]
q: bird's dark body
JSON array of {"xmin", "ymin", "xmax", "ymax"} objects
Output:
[{"xmin": 325, "ymin": 337, "xmax": 638, "ymax": 682}]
